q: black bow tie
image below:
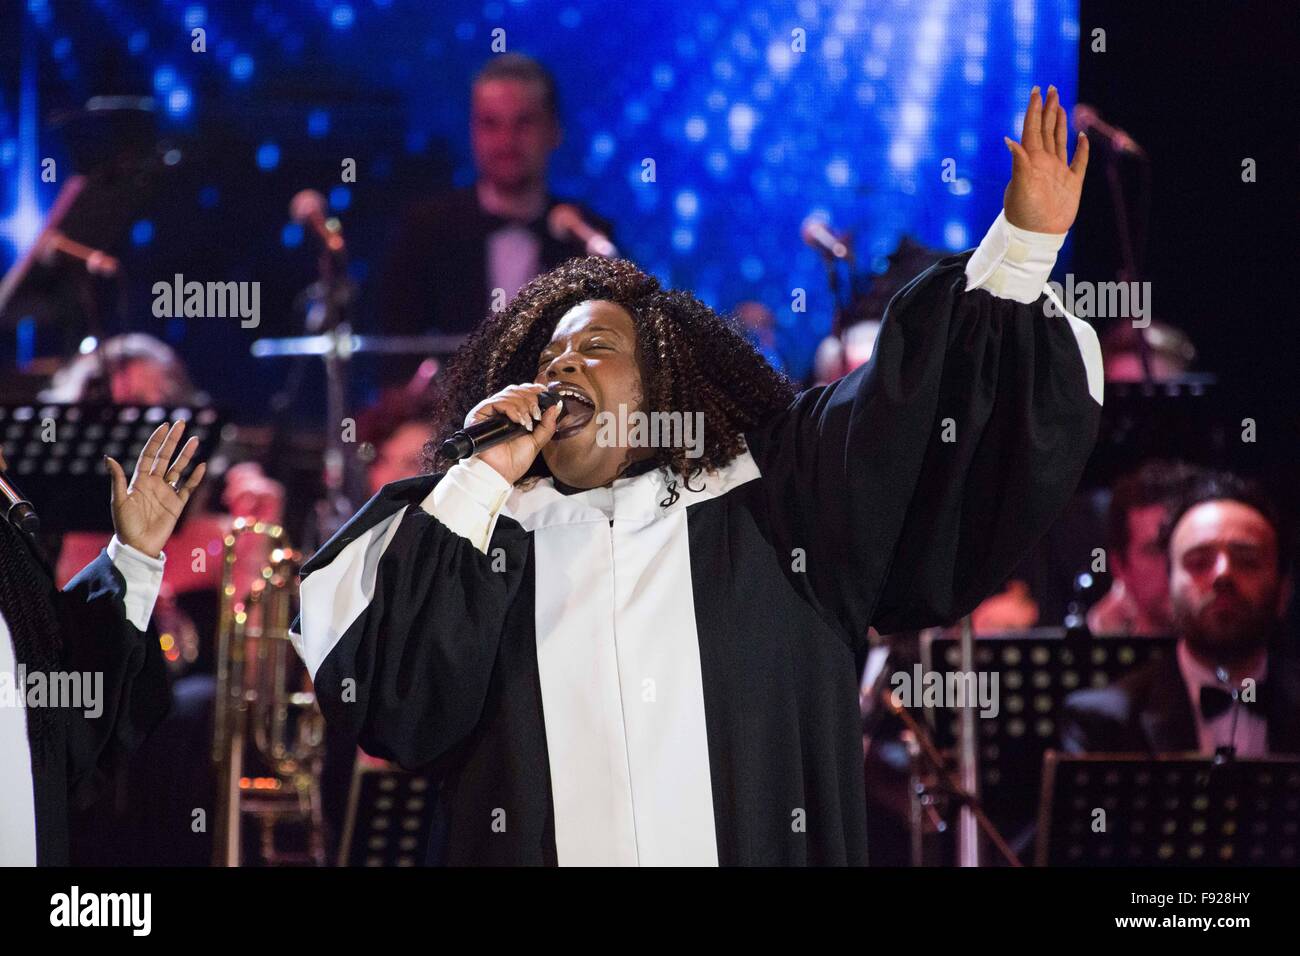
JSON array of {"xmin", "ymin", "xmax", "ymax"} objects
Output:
[{"xmin": 1199, "ymin": 683, "xmax": 1266, "ymax": 720}]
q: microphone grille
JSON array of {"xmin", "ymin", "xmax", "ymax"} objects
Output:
[
  {"xmin": 547, "ymin": 203, "xmax": 580, "ymax": 241},
  {"xmin": 290, "ymin": 189, "xmax": 326, "ymax": 223}
]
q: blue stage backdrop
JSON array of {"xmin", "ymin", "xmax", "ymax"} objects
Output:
[{"xmin": 1, "ymin": 0, "xmax": 1077, "ymax": 404}]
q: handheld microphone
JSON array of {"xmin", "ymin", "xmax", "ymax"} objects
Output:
[
  {"xmin": 0, "ymin": 469, "xmax": 40, "ymax": 534},
  {"xmin": 439, "ymin": 387, "xmax": 567, "ymax": 462}
]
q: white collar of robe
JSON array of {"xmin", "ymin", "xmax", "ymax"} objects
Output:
[{"xmin": 502, "ymin": 446, "xmax": 762, "ymax": 532}]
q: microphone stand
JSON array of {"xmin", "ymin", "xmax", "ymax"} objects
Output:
[
  {"xmin": 879, "ymin": 680, "xmax": 1023, "ymax": 867},
  {"xmin": 303, "ymin": 247, "xmax": 362, "ymax": 548},
  {"xmin": 816, "ymin": 236, "xmax": 854, "ymax": 371},
  {"xmin": 1098, "ymin": 136, "xmax": 1154, "ymax": 383},
  {"xmin": 824, "ymin": 257, "xmax": 847, "ymax": 340},
  {"xmin": 955, "ymin": 613, "xmax": 982, "ymax": 866}
]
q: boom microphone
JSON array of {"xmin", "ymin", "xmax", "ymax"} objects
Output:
[
  {"xmin": 801, "ymin": 216, "xmax": 850, "ymax": 261},
  {"xmin": 290, "ymin": 189, "xmax": 346, "ymax": 258},
  {"xmin": 547, "ymin": 204, "xmax": 618, "ymax": 258},
  {"xmin": 1072, "ymin": 104, "xmax": 1147, "ymax": 158}
]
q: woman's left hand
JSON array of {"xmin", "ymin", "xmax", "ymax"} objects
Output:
[{"xmin": 1002, "ymin": 85, "xmax": 1090, "ymax": 234}]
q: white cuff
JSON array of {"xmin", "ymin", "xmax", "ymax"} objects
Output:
[
  {"xmin": 107, "ymin": 535, "xmax": 166, "ymax": 631},
  {"xmin": 421, "ymin": 457, "xmax": 514, "ymax": 555},
  {"xmin": 964, "ymin": 210, "xmax": 1065, "ymax": 304}
]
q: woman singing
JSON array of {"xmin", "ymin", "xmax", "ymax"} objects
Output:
[{"xmin": 293, "ymin": 87, "xmax": 1100, "ymax": 865}]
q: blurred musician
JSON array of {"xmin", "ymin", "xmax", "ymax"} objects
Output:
[
  {"xmin": 1087, "ymin": 459, "xmax": 1200, "ymax": 637},
  {"xmin": 377, "ymin": 54, "xmax": 615, "ymax": 381},
  {"xmin": 357, "ymin": 386, "xmax": 439, "ymax": 497},
  {"xmin": 1064, "ymin": 471, "xmax": 1299, "ymax": 756},
  {"xmin": 38, "ymin": 333, "xmax": 206, "ymax": 406},
  {"xmin": 1100, "ymin": 319, "xmax": 1197, "ymax": 383}
]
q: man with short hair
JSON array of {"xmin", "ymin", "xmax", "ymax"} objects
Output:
[
  {"xmin": 1087, "ymin": 459, "xmax": 1200, "ymax": 636},
  {"xmin": 1063, "ymin": 471, "xmax": 1298, "ymax": 756},
  {"xmin": 377, "ymin": 54, "xmax": 614, "ymax": 379}
]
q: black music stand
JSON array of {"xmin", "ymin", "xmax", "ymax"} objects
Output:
[
  {"xmin": 337, "ymin": 762, "xmax": 441, "ymax": 867},
  {"xmin": 1037, "ymin": 752, "xmax": 1300, "ymax": 866},
  {"xmin": 919, "ymin": 629, "xmax": 1175, "ymax": 843},
  {"xmin": 1081, "ymin": 377, "xmax": 1224, "ymax": 490},
  {"xmin": 0, "ymin": 402, "xmax": 221, "ymax": 533}
]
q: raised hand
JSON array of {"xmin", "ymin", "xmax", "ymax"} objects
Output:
[
  {"xmin": 107, "ymin": 420, "xmax": 207, "ymax": 557},
  {"xmin": 1003, "ymin": 85, "xmax": 1089, "ymax": 234}
]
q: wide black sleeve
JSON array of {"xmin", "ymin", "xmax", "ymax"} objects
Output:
[
  {"xmin": 744, "ymin": 251, "xmax": 1101, "ymax": 640},
  {"xmin": 54, "ymin": 552, "xmax": 170, "ymax": 809},
  {"xmin": 293, "ymin": 474, "xmax": 530, "ymax": 770}
]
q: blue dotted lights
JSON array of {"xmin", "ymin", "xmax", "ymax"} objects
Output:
[
  {"xmin": 255, "ymin": 142, "xmax": 280, "ymax": 170},
  {"xmin": 331, "ymin": 5, "xmax": 355, "ymax": 30},
  {"xmin": 230, "ymin": 54, "xmax": 255, "ymax": 81}
]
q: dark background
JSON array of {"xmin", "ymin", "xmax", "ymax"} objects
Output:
[{"xmin": 1074, "ymin": 0, "xmax": 1298, "ymax": 414}]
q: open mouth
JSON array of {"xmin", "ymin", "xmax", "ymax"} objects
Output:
[{"xmin": 549, "ymin": 382, "xmax": 596, "ymax": 440}]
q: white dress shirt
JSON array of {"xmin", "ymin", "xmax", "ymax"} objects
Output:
[
  {"xmin": 477, "ymin": 181, "xmax": 544, "ymax": 310},
  {"xmin": 487, "ymin": 225, "xmax": 542, "ymax": 306},
  {"xmin": 0, "ymin": 536, "xmax": 164, "ymax": 866}
]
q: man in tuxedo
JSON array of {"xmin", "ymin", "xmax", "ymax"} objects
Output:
[
  {"xmin": 0, "ymin": 422, "xmax": 206, "ymax": 865},
  {"xmin": 377, "ymin": 53, "xmax": 614, "ymax": 380},
  {"xmin": 1062, "ymin": 471, "xmax": 1297, "ymax": 756}
]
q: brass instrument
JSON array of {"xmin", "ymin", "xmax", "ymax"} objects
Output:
[{"xmin": 211, "ymin": 518, "xmax": 325, "ymax": 866}]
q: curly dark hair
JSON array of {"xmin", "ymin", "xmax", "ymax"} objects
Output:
[{"xmin": 422, "ymin": 256, "xmax": 796, "ymax": 498}]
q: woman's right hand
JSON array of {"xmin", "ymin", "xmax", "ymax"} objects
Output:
[{"xmin": 463, "ymin": 383, "xmax": 564, "ymax": 484}]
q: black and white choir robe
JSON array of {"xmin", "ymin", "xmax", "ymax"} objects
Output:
[
  {"xmin": 0, "ymin": 536, "xmax": 169, "ymax": 866},
  {"xmin": 292, "ymin": 211, "xmax": 1104, "ymax": 866}
]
